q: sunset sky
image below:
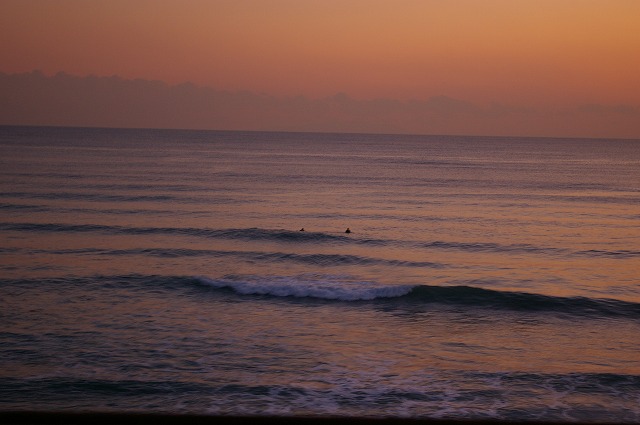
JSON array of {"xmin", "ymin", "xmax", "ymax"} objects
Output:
[{"xmin": 2, "ymin": 0, "xmax": 640, "ymax": 137}]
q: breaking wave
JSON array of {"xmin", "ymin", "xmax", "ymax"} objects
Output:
[{"xmin": 194, "ymin": 275, "xmax": 640, "ymax": 319}]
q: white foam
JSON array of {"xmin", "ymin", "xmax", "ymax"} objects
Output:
[
  {"xmin": 195, "ymin": 274, "xmax": 415, "ymax": 301},
  {"xmin": 200, "ymin": 365, "xmax": 640, "ymax": 421}
]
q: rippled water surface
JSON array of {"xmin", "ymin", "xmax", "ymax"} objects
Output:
[{"xmin": 1, "ymin": 126, "xmax": 639, "ymax": 421}]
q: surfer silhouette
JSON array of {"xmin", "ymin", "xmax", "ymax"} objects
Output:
[
  {"xmin": 345, "ymin": 228, "xmax": 351, "ymax": 233},
  {"xmin": 299, "ymin": 228, "xmax": 305, "ymax": 231}
]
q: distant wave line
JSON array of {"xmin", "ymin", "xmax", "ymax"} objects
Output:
[
  {"xmin": 21, "ymin": 246, "xmax": 447, "ymax": 269},
  {"xmin": 2, "ymin": 222, "xmax": 638, "ymax": 259},
  {"xmin": 1, "ymin": 191, "xmax": 178, "ymax": 203},
  {"xmin": 0, "ymin": 222, "xmax": 358, "ymax": 243}
]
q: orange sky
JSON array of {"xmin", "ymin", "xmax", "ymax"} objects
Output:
[{"xmin": 1, "ymin": 1, "xmax": 640, "ymax": 137}]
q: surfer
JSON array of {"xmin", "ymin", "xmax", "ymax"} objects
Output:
[
  {"xmin": 299, "ymin": 228, "xmax": 305, "ymax": 231},
  {"xmin": 345, "ymin": 228, "xmax": 351, "ymax": 233}
]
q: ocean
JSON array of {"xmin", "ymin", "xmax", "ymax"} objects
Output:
[{"xmin": 1, "ymin": 126, "xmax": 639, "ymax": 422}]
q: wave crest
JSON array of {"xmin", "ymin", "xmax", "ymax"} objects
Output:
[{"xmin": 195, "ymin": 275, "xmax": 414, "ymax": 301}]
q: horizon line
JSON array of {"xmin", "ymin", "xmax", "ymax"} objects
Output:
[{"xmin": 2, "ymin": 124, "xmax": 639, "ymax": 143}]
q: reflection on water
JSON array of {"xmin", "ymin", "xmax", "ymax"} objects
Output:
[{"xmin": 1, "ymin": 127, "xmax": 639, "ymax": 421}]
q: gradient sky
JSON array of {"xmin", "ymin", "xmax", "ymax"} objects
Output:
[{"xmin": 2, "ymin": 0, "xmax": 640, "ymax": 137}]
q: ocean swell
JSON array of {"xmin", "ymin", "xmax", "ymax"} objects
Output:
[
  {"xmin": 2, "ymin": 222, "xmax": 638, "ymax": 259},
  {"xmin": 195, "ymin": 275, "xmax": 640, "ymax": 319}
]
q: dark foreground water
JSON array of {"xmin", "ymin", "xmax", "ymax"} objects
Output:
[{"xmin": 1, "ymin": 126, "xmax": 639, "ymax": 422}]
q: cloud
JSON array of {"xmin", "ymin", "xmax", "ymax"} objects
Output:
[
  {"xmin": 578, "ymin": 104, "xmax": 637, "ymax": 115},
  {"xmin": 1, "ymin": 71, "xmax": 639, "ymax": 139}
]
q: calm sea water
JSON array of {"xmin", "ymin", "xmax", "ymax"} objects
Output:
[{"xmin": 1, "ymin": 126, "xmax": 639, "ymax": 422}]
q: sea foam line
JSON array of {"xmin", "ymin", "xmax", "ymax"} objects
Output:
[{"xmin": 195, "ymin": 276, "xmax": 415, "ymax": 301}]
